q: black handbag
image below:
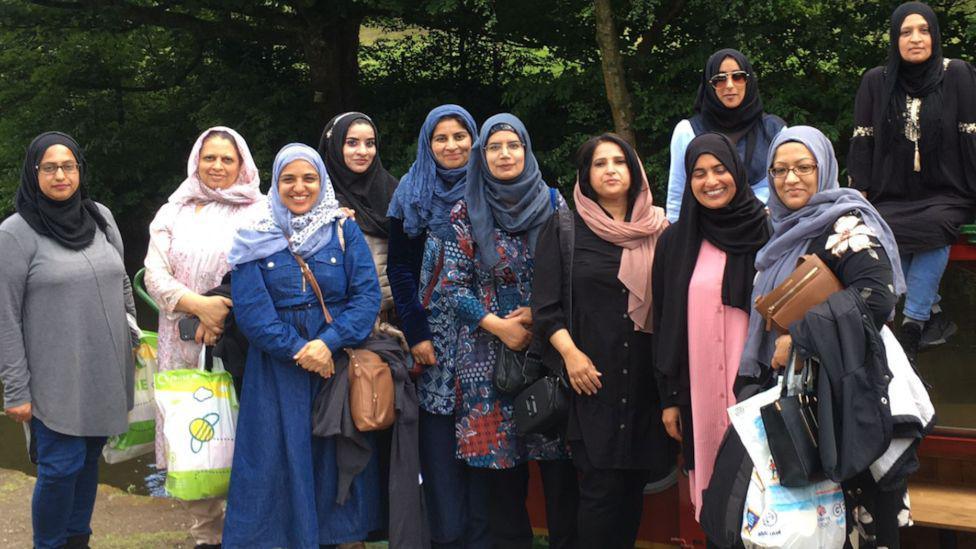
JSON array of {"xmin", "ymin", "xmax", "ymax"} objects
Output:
[
  {"xmin": 760, "ymin": 354, "xmax": 823, "ymax": 487},
  {"xmin": 493, "ymin": 343, "xmax": 544, "ymax": 395},
  {"xmin": 491, "ymin": 265, "xmax": 543, "ymax": 395},
  {"xmin": 513, "ymin": 369, "xmax": 570, "ymax": 436},
  {"xmin": 513, "ymin": 207, "xmax": 574, "ymax": 436}
]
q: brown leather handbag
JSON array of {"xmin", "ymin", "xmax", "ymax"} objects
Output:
[
  {"xmin": 754, "ymin": 254, "xmax": 843, "ymax": 333},
  {"xmin": 294, "ymin": 248, "xmax": 395, "ymax": 432},
  {"xmin": 345, "ymin": 347, "xmax": 395, "ymax": 431}
]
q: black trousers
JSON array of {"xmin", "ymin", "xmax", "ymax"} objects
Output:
[
  {"xmin": 472, "ymin": 460, "xmax": 579, "ymax": 549},
  {"xmin": 573, "ymin": 444, "xmax": 648, "ymax": 549}
]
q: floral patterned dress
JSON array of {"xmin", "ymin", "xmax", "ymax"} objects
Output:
[
  {"xmin": 144, "ymin": 199, "xmax": 264, "ymax": 467},
  {"xmin": 444, "ymin": 199, "xmax": 570, "ymax": 469}
]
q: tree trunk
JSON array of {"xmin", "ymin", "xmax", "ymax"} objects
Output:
[
  {"xmin": 593, "ymin": 0, "xmax": 637, "ymax": 147},
  {"xmin": 301, "ymin": 12, "xmax": 363, "ymax": 124}
]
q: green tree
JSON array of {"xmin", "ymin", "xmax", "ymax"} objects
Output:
[
  {"xmin": 20, "ymin": 0, "xmax": 367, "ymax": 120},
  {"xmin": 2, "ymin": 0, "xmax": 974, "ymax": 269}
]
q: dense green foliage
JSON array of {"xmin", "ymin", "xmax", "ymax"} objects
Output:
[{"xmin": 1, "ymin": 0, "xmax": 974, "ymax": 261}]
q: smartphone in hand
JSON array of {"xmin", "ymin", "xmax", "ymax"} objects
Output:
[{"xmin": 178, "ymin": 316, "xmax": 201, "ymax": 341}]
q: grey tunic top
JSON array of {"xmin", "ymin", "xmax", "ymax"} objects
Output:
[{"xmin": 0, "ymin": 203, "xmax": 136, "ymax": 437}]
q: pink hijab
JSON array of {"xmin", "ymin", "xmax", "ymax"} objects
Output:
[
  {"xmin": 167, "ymin": 126, "xmax": 262, "ymax": 206},
  {"xmin": 573, "ymin": 165, "xmax": 668, "ymax": 333}
]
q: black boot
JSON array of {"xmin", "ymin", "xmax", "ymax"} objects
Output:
[
  {"xmin": 899, "ymin": 321, "xmax": 923, "ymax": 364},
  {"xmin": 63, "ymin": 534, "xmax": 91, "ymax": 549},
  {"xmin": 194, "ymin": 545, "xmax": 221, "ymax": 549},
  {"xmin": 920, "ymin": 311, "xmax": 957, "ymax": 351}
]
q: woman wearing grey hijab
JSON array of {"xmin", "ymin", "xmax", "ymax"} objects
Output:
[
  {"xmin": 741, "ymin": 126, "xmax": 905, "ymax": 377},
  {"xmin": 740, "ymin": 126, "xmax": 917, "ymax": 547}
]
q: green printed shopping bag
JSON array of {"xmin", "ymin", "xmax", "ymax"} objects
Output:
[
  {"xmin": 154, "ymin": 350, "xmax": 238, "ymax": 500},
  {"xmin": 103, "ymin": 331, "xmax": 159, "ymax": 464}
]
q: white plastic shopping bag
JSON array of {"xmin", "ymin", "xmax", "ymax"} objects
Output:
[
  {"xmin": 103, "ymin": 332, "xmax": 159, "ymax": 464},
  {"xmin": 154, "ymin": 348, "xmax": 238, "ymax": 500},
  {"xmin": 729, "ymin": 380, "xmax": 846, "ymax": 548}
]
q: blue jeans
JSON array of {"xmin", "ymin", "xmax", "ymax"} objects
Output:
[
  {"xmin": 900, "ymin": 246, "xmax": 951, "ymax": 322},
  {"xmin": 418, "ymin": 409, "xmax": 490, "ymax": 549},
  {"xmin": 30, "ymin": 418, "xmax": 107, "ymax": 549}
]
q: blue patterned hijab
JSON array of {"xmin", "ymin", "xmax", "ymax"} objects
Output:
[
  {"xmin": 228, "ymin": 143, "xmax": 344, "ymax": 266},
  {"xmin": 464, "ymin": 113, "xmax": 554, "ymax": 267},
  {"xmin": 387, "ymin": 104, "xmax": 478, "ymax": 237},
  {"xmin": 739, "ymin": 126, "xmax": 905, "ymax": 376}
]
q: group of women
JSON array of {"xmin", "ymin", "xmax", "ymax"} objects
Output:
[{"xmin": 1, "ymin": 2, "xmax": 971, "ymax": 548}]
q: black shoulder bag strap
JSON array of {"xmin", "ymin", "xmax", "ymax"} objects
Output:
[{"xmin": 556, "ymin": 208, "xmax": 575, "ymax": 334}]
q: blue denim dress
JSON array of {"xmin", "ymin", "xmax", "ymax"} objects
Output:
[{"xmin": 223, "ymin": 219, "xmax": 381, "ymax": 548}]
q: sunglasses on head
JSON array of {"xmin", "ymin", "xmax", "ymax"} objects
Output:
[{"xmin": 708, "ymin": 71, "xmax": 750, "ymax": 88}]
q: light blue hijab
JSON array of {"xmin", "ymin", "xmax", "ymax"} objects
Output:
[
  {"xmin": 739, "ymin": 126, "xmax": 905, "ymax": 377},
  {"xmin": 464, "ymin": 113, "xmax": 554, "ymax": 267},
  {"xmin": 387, "ymin": 104, "xmax": 478, "ymax": 237},
  {"xmin": 228, "ymin": 143, "xmax": 344, "ymax": 266}
]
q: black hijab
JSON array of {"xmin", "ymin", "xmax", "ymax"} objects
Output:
[
  {"xmin": 880, "ymin": 2, "xmax": 944, "ymax": 153},
  {"xmin": 652, "ymin": 133, "xmax": 769, "ymax": 381},
  {"xmin": 318, "ymin": 112, "xmax": 399, "ymax": 238},
  {"xmin": 692, "ymin": 48, "xmax": 767, "ymax": 156},
  {"xmin": 15, "ymin": 131, "xmax": 107, "ymax": 250}
]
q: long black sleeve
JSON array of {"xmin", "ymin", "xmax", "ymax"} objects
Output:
[
  {"xmin": 531, "ymin": 214, "xmax": 567, "ymax": 343},
  {"xmin": 651, "ymin": 227, "xmax": 688, "ymax": 408},
  {"xmin": 953, "ymin": 60, "xmax": 976, "ymax": 197},
  {"xmin": 387, "ymin": 218, "xmax": 431, "ymax": 346},
  {"xmin": 808, "ymin": 211, "xmax": 897, "ymax": 329},
  {"xmin": 848, "ymin": 67, "xmax": 882, "ymax": 195}
]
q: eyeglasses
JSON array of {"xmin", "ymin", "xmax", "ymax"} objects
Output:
[
  {"xmin": 36, "ymin": 162, "xmax": 80, "ymax": 175},
  {"xmin": 768, "ymin": 163, "xmax": 818, "ymax": 180},
  {"xmin": 708, "ymin": 71, "xmax": 750, "ymax": 88},
  {"xmin": 485, "ymin": 141, "xmax": 524, "ymax": 154}
]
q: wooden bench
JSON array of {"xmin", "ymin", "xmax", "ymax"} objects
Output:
[
  {"xmin": 908, "ymin": 245, "xmax": 976, "ymax": 545},
  {"xmin": 909, "ymin": 482, "xmax": 976, "ymax": 533}
]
